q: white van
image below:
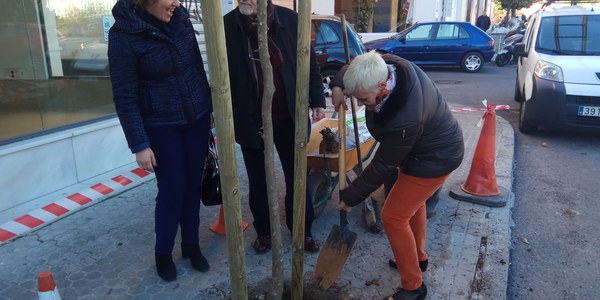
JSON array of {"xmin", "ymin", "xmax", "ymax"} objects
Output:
[{"xmin": 513, "ymin": 3, "xmax": 600, "ymax": 133}]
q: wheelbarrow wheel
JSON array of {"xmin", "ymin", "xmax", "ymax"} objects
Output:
[{"xmin": 308, "ymin": 172, "xmax": 332, "ymax": 219}]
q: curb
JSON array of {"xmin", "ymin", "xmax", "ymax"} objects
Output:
[{"xmin": 0, "ymin": 167, "xmax": 154, "ymax": 245}]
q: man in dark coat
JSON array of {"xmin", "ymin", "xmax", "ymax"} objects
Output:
[
  {"xmin": 223, "ymin": 0, "xmax": 326, "ymax": 254},
  {"xmin": 476, "ymin": 12, "xmax": 491, "ymax": 32}
]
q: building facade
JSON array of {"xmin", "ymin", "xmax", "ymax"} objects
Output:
[
  {"xmin": 0, "ymin": 0, "xmax": 493, "ymax": 221},
  {"xmin": 0, "ymin": 0, "xmax": 220, "ymax": 215}
]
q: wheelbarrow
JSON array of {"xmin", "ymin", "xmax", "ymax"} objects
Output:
[{"xmin": 306, "ymin": 118, "xmax": 378, "ymax": 218}]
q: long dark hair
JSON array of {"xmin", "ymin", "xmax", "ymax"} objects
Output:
[{"xmin": 134, "ymin": 0, "xmax": 157, "ymax": 9}]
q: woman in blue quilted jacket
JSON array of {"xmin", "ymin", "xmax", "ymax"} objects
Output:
[{"xmin": 108, "ymin": 0, "xmax": 212, "ymax": 282}]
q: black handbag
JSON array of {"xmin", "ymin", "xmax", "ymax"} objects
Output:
[{"xmin": 201, "ymin": 130, "xmax": 222, "ymax": 206}]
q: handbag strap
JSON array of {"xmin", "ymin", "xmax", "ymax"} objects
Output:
[{"xmin": 208, "ymin": 129, "xmax": 218, "ymax": 158}]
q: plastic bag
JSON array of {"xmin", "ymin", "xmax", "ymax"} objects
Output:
[{"xmin": 345, "ymin": 106, "xmax": 371, "ymax": 150}]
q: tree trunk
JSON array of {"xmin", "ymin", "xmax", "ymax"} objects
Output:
[
  {"xmin": 199, "ymin": 1, "xmax": 248, "ymax": 299},
  {"xmin": 291, "ymin": 0, "xmax": 311, "ymax": 299},
  {"xmin": 257, "ymin": 1, "xmax": 283, "ymax": 299}
]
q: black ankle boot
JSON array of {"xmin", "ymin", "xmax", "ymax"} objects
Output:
[
  {"xmin": 155, "ymin": 254, "xmax": 176, "ymax": 282},
  {"xmin": 182, "ymin": 244, "xmax": 209, "ymax": 272}
]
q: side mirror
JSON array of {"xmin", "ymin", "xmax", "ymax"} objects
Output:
[
  {"xmin": 513, "ymin": 43, "xmax": 528, "ymax": 57},
  {"xmin": 399, "ymin": 36, "xmax": 406, "ymax": 43}
]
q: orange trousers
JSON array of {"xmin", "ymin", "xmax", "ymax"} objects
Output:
[{"xmin": 382, "ymin": 171, "xmax": 450, "ymax": 291}]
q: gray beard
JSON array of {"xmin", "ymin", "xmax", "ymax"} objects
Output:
[{"xmin": 238, "ymin": 6, "xmax": 255, "ymax": 16}]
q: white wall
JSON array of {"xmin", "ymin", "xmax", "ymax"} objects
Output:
[
  {"xmin": 411, "ymin": 0, "xmax": 438, "ymax": 22},
  {"xmin": 0, "ymin": 119, "xmax": 134, "ymax": 213},
  {"xmin": 312, "ymin": 1, "xmax": 335, "ymax": 15},
  {"xmin": 437, "ymin": 0, "xmax": 460, "ymax": 21},
  {"xmin": 222, "ymin": 0, "xmax": 234, "ymax": 14},
  {"xmin": 409, "ymin": 0, "xmax": 470, "ymax": 23},
  {"xmin": 457, "ymin": 0, "xmax": 468, "ymax": 22}
]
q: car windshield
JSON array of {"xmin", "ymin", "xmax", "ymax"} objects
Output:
[
  {"xmin": 314, "ymin": 22, "xmax": 340, "ymax": 45},
  {"xmin": 390, "ymin": 25, "xmax": 415, "ymax": 38},
  {"xmin": 536, "ymin": 14, "xmax": 600, "ymax": 55}
]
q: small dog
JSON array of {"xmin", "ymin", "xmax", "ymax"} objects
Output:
[{"xmin": 319, "ymin": 127, "xmax": 339, "ymax": 154}]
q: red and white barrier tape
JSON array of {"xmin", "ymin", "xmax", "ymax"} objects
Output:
[{"xmin": 0, "ymin": 168, "xmax": 153, "ymax": 244}]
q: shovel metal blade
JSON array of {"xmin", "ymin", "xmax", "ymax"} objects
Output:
[{"xmin": 313, "ymin": 224, "xmax": 357, "ymax": 289}]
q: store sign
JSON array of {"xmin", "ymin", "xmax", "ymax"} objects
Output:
[
  {"xmin": 403, "ymin": 2, "xmax": 410, "ymax": 16},
  {"xmin": 102, "ymin": 15, "xmax": 115, "ymax": 42}
]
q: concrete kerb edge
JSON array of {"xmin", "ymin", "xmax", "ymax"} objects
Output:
[
  {"xmin": 472, "ymin": 114, "xmax": 516, "ymax": 299},
  {"xmin": 449, "ymin": 185, "xmax": 510, "ymax": 207},
  {"xmin": 0, "ymin": 166, "xmax": 155, "ymax": 246}
]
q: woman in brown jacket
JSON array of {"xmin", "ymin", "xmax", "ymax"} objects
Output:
[{"xmin": 331, "ymin": 52, "xmax": 464, "ymax": 300}]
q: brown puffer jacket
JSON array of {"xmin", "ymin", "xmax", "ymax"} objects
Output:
[{"xmin": 332, "ymin": 54, "xmax": 464, "ymax": 207}]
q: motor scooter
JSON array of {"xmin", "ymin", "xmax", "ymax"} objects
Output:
[
  {"xmin": 503, "ymin": 22, "xmax": 526, "ymax": 39},
  {"xmin": 495, "ymin": 33, "xmax": 524, "ymax": 67}
]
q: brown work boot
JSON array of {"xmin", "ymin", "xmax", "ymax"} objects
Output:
[
  {"xmin": 253, "ymin": 234, "xmax": 271, "ymax": 254},
  {"xmin": 304, "ymin": 235, "xmax": 320, "ymax": 253}
]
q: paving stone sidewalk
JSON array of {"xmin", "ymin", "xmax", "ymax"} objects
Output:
[{"xmin": 0, "ymin": 105, "xmax": 514, "ymax": 299}]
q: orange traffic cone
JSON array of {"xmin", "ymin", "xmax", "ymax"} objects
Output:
[
  {"xmin": 37, "ymin": 271, "xmax": 61, "ymax": 300},
  {"xmin": 450, "ymin": 103, "xmax": 508, "ymax": 207},
  {"xmin": 210, "ymin": 205, "xmax": 249, "ymax": 235}
]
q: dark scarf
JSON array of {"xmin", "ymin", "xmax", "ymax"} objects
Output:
[
  {"xmin": 238, "ymin": 1, "xmax": 283, "ymax": 69},
  {"xmin": 238, "ymin": 2, "xmax": 289, "ymax": 121},
  {"xmin": 136, "ymin": 7, "xmax": 180, "ymax": 37}
]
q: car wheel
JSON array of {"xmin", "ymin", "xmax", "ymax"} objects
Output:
[
  {"xmin": 514, "ymin": 77, "xmax": 523, "ymax": 102},
  {"xmin": 321, "ymin": 69, "xmax": 339, "ymax": 98},
  {"xmin": 307, "ymin": 172, "xmax": 331, "ymax": 219},
  {"xmin": 461, "ymin": 52, "xmax": 484, "ymax": 73},
  {"xmin": 518, "ymin": 100, "xmax": 537, "ymax": 134}
]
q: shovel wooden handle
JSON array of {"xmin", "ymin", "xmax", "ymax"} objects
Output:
[
  {"xmin": 340, "ymin": 14, "xmax": 363, "ymax": 173},
  {"xmin": 339, "ymin": 102, "xmax": 346, "ymax": 189},
  {"xmin": 338, "ymin": 103, "xmax": 349, "ymax": 228}
]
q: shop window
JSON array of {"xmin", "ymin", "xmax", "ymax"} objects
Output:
[
  {"xmin": 56, "ymin": 16, "xmax": 111, "ymax": 77},
  {"xmin": 0, "ymin": 0, "xmax": 116, "ymax": 143}
]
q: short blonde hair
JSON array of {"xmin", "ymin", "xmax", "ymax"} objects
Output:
[{"xmin": 343, "ymin": 51, "xmax": 388, "ymax": 94}]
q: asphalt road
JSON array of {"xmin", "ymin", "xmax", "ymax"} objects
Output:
[
  {"xmin": 502, "ymin": 111, "xmax": 600, "ymax": 300},
  {"xmin": 423, "ymin": 63, "xmax": 517, "ymax": 108},
  {"xmin": 424, "ymin": 63, "xmax": 600, "ymax": 300}
]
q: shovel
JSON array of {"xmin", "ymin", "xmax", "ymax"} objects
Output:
[
  {"xmin": 313, "ymin": 104, "xmax": 357, "ymax": 289},
  {"xmin": 338, "ymin": 15, "xmax": 380, "ymax": 233},
  {"xmin": 349, "ymin": 100, "xmax": 381, "ymax": 233}
]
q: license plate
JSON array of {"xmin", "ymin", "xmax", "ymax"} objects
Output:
[{"xmin": 578, "ymin": 106, "xmax": 600, "ymax": 117}]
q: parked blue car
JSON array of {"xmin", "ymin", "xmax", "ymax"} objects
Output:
[{"xmin": 364, "ymin": 21, "xmax": 495, "ymax": 72}]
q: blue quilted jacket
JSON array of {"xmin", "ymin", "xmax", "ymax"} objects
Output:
[{"xmin": 108, "ymin": 0, "xmax": 211, "ymax": 153}]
